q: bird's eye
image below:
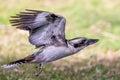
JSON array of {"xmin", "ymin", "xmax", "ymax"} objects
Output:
[
  {"xmin": 79, "ymin": 39, "xmax": 86, "ymax": 44},
  {"xmin": 73, "ymin": 39, "xmax": 86, "ymax": 48},
  {"xmin": 74, "ymin": 44, "xmax": 79, "ymax": 48}
]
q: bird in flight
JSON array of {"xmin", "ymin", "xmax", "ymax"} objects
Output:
[{"xmin": 2, "ymin": 9, "xmax": 98, "ymax": 76}]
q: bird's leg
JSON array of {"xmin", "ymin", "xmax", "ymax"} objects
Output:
[{"xmin": 35, "ymin": 63, "xmax": 43, "ymax": 76}]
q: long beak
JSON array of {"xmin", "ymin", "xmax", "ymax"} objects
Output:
[{"xmin": 86, "ymin": 39, "xmax": 99, "ymax": 45}]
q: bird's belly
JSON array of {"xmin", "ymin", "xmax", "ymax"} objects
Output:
[{"xmin": 42, "ymin": 46, "xmax": 73, "ymax": 62}]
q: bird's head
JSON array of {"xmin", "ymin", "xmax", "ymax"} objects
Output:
[{"xmin": 68, "ymin": 37, "xmax": 99, "ymax": 52}]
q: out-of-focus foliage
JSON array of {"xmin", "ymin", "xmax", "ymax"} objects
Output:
[{"xmin": 0, "ymin": 0, "xmax": 120, "ymax": 80}]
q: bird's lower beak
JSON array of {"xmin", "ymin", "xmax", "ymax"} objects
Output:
[{"xmin": 86, "ymin": 39, "xmax": 99, "ymax": 45}]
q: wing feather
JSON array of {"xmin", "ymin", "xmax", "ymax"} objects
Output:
[{"xmin": 10, "ymin": 9, "xmax": 66, "ymax": 47}]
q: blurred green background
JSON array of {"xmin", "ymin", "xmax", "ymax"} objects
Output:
[{"xmin": 0, "ymin": 0, "xmax": 120, "ymax": 80}]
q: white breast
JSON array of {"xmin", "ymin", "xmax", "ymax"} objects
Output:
[{"xmin": 41, "ymin": 46, "xmax": 74, "ymax": 62}]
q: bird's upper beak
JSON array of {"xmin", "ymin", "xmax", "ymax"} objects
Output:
[{"xmin": 85, "ymin": 39, "xmax": 99, "ymax": 45}]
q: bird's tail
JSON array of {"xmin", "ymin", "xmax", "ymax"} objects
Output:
[{"xmin": 1, "ymin": 56, "xmax": 35, "ymax": 69}]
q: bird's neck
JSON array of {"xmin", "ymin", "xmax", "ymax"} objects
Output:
[{"xmin": 66, "ymin": 41, "xmax": 77, "ymax": 53}]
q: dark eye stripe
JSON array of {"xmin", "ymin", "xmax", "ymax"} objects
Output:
[
  {"xmin": 80, "ymin": 39, "xmax": 86, "ymax": 44},
  {"xmin": 74, "ymin": 44, "xmax": 80, "ymax": 48}
]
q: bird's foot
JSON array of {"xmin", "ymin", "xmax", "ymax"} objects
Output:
[{"xmin": 35, "ymin": 64, "xmax": 43, "ymax": 76}]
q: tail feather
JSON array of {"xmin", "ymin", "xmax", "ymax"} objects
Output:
[
  {"xmin": 1, "ymin": 56, "xmax": 35, "ymax": 69},
  {"xmin": 1, "ymin": 59, "xmax": 27, "ymax": 69}
]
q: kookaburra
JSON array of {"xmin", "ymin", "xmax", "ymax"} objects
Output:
[{"xmin": 2, "ymin": 9, "xmax": 98, "ymax": 76}]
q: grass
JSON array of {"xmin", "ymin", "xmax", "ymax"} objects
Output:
[{"xmin": 0, "ymin": 0, "xmax": 120, "ymax": 80}]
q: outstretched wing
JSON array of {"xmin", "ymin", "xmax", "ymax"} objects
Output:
[{"xmin": 10, "ymin": 9, "xmax": 66, "ymax": 47}]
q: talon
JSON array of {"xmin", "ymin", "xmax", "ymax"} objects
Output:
[{"xmin": 34, "ymin": 64, "xmax": 43, "ymax": 76}]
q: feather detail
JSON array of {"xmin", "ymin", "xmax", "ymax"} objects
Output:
[
  {"xmin": 10, "ymin": 9, "xmax": 66, "ymax": 48},
  {"xmin": 1, "ymin": 56, "xmax": 35, "ymax": 69},
  {"xmin": 10, "ymin": 9, "xmax": 42, "ymax": 30}
]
